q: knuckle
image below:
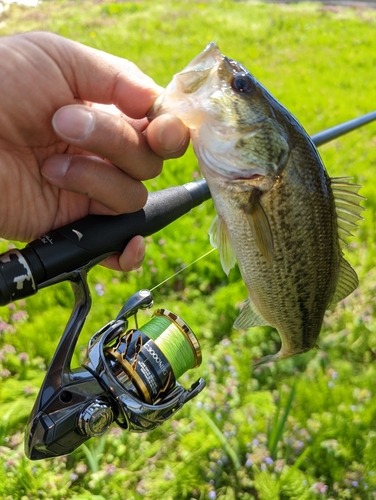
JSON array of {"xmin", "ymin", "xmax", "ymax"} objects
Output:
[
  {"xmin": 138, "ymin": 158, "xmax": 163, "ymax": 180},
  {"xmin": 125, "ymin": 182, "xmax": 148, "ymax": 211}
]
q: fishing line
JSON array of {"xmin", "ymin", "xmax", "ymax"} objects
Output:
[
  {"xmin": 108, "ymin": 249, "xmax": 217, "ymax": 401},
  {"xmin": 149, "ymin": 247, "xmax": 217, "ymax": 292},
  {"xmin": 111, "ymin": 247, "xmax": 215, "ymax": 401}
]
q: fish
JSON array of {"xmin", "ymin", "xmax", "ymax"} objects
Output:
[{"xmin": 148, "ymin": 42, "xmax": 363, "ymax": 365}]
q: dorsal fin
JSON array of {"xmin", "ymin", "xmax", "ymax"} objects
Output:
[
  {"xmin": 208, "ymin": 214, "xmax": 236, "ymax": 275},
  {"xmin": 331, "ymin": 177, "xmax": 365, "ymax": 249},
  {"xmin": 329, "ymin": 177, "xmax": 363, "ymax": 305}
]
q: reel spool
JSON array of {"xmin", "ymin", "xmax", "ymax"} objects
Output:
[{"xmin": 105, "ymin": 309, "xmax": 202, "ymax": 404}]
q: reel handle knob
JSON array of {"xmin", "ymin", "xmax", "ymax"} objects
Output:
[{"xmin": 77, "ymin": 400, "xmax": 114, "ymax": 437}]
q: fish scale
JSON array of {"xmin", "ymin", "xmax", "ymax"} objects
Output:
[
  {"xmin": 149, "ymin": 42, "xmax": 363, "ymax": 365},
  {"xmin": 223, "ymin": 167, "xmax": 335, "ymax": 354}
]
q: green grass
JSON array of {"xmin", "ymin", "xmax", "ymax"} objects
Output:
[{"xmin": 1, "ymin": 1, "xmax": 376, "ymax": 499}]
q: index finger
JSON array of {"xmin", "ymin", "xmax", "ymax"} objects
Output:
[{"xmin": 25, "ymin": 31, "xmax": 161, "ymax": 119}]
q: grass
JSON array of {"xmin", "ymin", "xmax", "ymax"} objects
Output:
[{"xmin": 1, "ymin": 1, "xmax": 376, "ymax": 499}]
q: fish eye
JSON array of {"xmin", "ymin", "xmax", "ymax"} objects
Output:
[{"xmin": 231, "ymin": 72, "xmax": 254, "ymax": 94}]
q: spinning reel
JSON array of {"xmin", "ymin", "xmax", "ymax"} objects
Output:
[
  {"xmin": 25, "ymin": 272, "xmax": 205, "ymax": 460},
  {"xmin": 0, "ymin": 181, "xmax": 210, "ymax": 460}
]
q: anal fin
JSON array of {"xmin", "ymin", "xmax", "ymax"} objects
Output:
[
  {"xmin": 233, "ymin": 296, "xmax": 270, "ymax": 330},
  {"xmin": 330, "ymin": 255, "xmax": 359, "ymax": 305}
]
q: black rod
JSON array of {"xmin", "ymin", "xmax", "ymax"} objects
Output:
[{"xmin": 0, "ymin": 111, "xmax": 375, "ymax": 306}]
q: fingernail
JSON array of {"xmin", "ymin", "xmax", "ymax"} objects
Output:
[
  {"xmin": 42, "ymin": 155, "xmax": 71, "ymax": 179},
  {"xmin": 133, "ymin": 238, "xmax": 145, "ymax": 270},
  {"xmin": 159, "ymin": 117, "xmax": 187, "ymax": 152},
  {"xmin": 52, "ymin": 105, "xmax": 95, "ymax": 141}
]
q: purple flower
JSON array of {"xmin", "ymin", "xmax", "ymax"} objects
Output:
[
  {"xmin": 293, "ymin": 440, "xmax": 304, "ymax": 451},
  {"xmin": 0, "ymin": 321, "xmax": 15, "ymax": 333},
  {"xmin": 105, "ymin": 464, "xmax": 117, "ymax": 476},
  {"xmin": 164, "ymin": 468, "xmax": 175, "ymax": 480},
  {"xmin": 331, "ymin": 370, "xmax": 338, "ymax": 380},
  {"xmin": 5, "ymin": 459, "xmax": 15, "ymax": 469},
  {"xmin": 208, "ymin": 491, "xmax": 217, "ymax": 500},
  {"xmin": 18, "ymin": 352, "xmax": 29, "ymax": 363},
  {"xmin": 220, "ymin": 338, "xmax": 231, "ymax": 347},
  {"xmin": 94, "ymin": 283, "xmax": 105, "ymax": 296},
  {"xmin": 11, "ymin": 310, "xmax": 28, "ymax": 323},
  {"xmin": 312, "ymin": 482, "xmax": 328, "ymax": 494}
]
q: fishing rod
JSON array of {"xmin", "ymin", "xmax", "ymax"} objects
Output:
[
  {"xmin": 0, "ymin": 111, "xmax": 375, "ymax": 307},
  {"xmin": 311, "ymin": 110, "xmax": 376, "ymax": 147},
  {"xmin": 1, "ymin": 111, "xmax": 375, "ymax": 461}
]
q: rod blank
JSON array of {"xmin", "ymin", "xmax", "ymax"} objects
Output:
[{"xmin": 311, "ymin": 111, "xmax": 376, "ymax": 147}]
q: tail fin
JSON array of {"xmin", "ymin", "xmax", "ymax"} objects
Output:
[{"xmin": 252, "ymin": 344, "xmax": 319, "ymax": 367}]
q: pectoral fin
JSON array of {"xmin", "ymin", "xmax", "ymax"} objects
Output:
[
  {"xmin": 209, "ymin": 214, "xmax": 236, "ymax": 275},
  {"xmin": 244, "ymin": 190, "xmax": 274, "ymax": 266},
  {"xmin": 233, "ymin": 296, "xmax": 270, "ymax": 329}
]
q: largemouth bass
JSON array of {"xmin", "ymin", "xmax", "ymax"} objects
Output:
[{"xmin": 148, "ymin": 43, "xmax": 363, "ymax": 364}]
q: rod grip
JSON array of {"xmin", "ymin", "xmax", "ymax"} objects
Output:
[{"xmin": 0, "ymin": 181, "xmax": 211, "ymax": 306}]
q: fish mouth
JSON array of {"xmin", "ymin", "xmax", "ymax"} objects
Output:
[
  {"xmin": 233, "ymin": 173, "xmax": 262, "ymax": 181},
  {"xmin": 206, "ymin": 164, "xmax": 266, "ymax": 184},
  {"xmin": 179, "ymin": 42, "xmax": 222, "ymax": 74},
  {"xmin": 224, "ymin": 171, "xmax": 274, "ymax": 192},
  {"xmin": 204, "ymin": 157, "xmax": 267, "ymax": 182},
  {"xmin": 148, "ymin": 42, "xmax": 223, "ymax": 121}
]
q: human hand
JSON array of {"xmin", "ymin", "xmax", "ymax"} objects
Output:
[{"xmin": 0, "ymin": 31, "xmax": 189, "ymax": 271}]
